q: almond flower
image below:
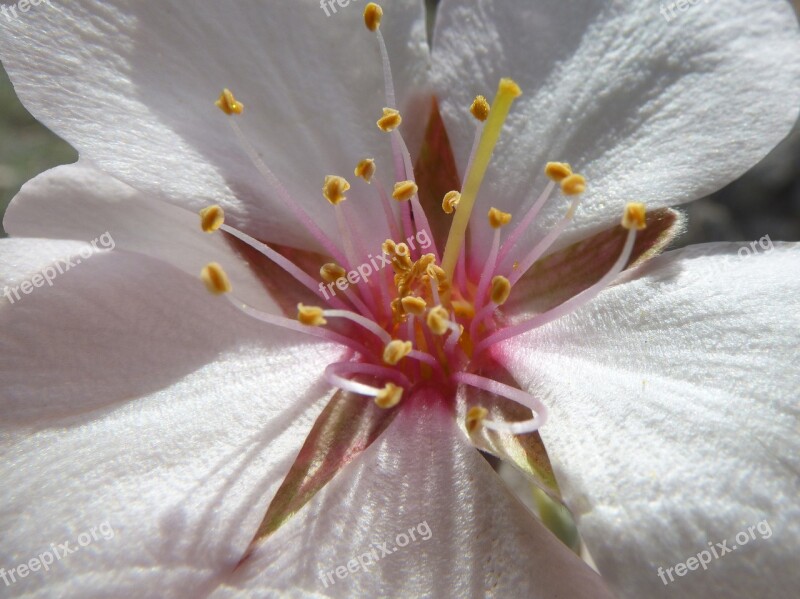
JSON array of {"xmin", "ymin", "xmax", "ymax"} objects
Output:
[{"xmin": 1, "ymin": 1, "xmax": 799, "ymax": 598}]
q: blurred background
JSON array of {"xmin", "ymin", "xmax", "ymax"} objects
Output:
[{"xmin": 1, "ymin": 0, "xmax": 799, "ymax": 244}]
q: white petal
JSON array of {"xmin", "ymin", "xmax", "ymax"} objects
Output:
[
  {"xmin": 0, "ymin": 238, "xmax": 344, "ymax": 596},
  {"xmin": 217, "ymin": 388, "xmax": 614, "ymax": 598},
  {"xmin": 0, "ymin": 0, "xmax": 430, "ymax": 250},
  {"xmin": 432, "ymin": 0, "xmax": 800, "ymax": 251},
  {"xmin": 498, "ymin": 242, "xmax": 800, "ymax": 598},
  {"xmin": 5, "ymin": 163, "xmax": 277, "ymax": 312}
]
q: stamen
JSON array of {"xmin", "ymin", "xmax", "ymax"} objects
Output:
[
  {"xmin": 488, "ymin": 207, "xmax": 512, "ymax": 229},
  {"xmin": 456, "ymin": 373, "xmax": 548, "ymax": 435},
  {"xmin": 490, "ymin": 276, "xmax": 511, "ymax": 305},
  {"xmin": 392, "ymin": 180, "xmax": 418, "ymax": 202},
  {"xmin": 401, "ymin": 296, "xmax": 427, "ymax": 316},
  {"xmin": 561, "ymin": 174, "xmax": 586, "ymax": 196},
  {"xmin": 320, "ymin": 263, "xmax": 346, "ymax": 283},
  {"xmin": 363, "ymin": 2, "xmax": 383, "ymax": 33},
  {"xmin": 470, "ymin": 95, "xmax": 490, "ymax": 122},
  {"xmin": 426, "ymin": 264, "xmax": 448, "ymax": 292},
  {"xmin": 355, "ymin": 158, "xmax": 376, "ymax": 183},
  {"xmin": 622, "ymin": 202, "xmax": 647, "ymax": 230},
  {"xmin": 199, "ymin": 205, "xmax": 225, "ymax": 233},
  {"xmin": 426, "ymin": 305, "xmax": 451, "ymax": 335},
  {"xmin": 476, "ymin": 204, "xmax": 644, "ymax": 355},
  {"xmin": 365, "ymin": 2, "xmax": 395, "ymax": 109},
  {"xmin": 544, "ymin": 161, "xmax": 572, "ymax": 182},
  {"xmin": 215, "ymin": 89, "xmax": 244, "ymax": 115},
  {"xmin": 201, "ymin": 262, "xmax": 231, "ymax": 295},
  {"xmin": 298, "ymin": 304, "xmax": 327, "ymax": 326},
  {"xmin": 441, "ymin": 78, "xmax": 523, "ymax": 281},
  {"xmin": 471, "ymin": 275, "xmax": 511, "ymax": 331},
  {"xmin": 442, "ymin": 190, "xmax": 461, "ymax": 214},
  {"xmin": 383, "ymin": 339, "xmax": 412, "ymax": 365},
  {"xmin": 323, "ymin": 175, "xmax": 350, "ymax": 205},
  {"xmin": 319, "ymin": 261, "xmax": 374, "ymax": 316},
  {"xmin": 377, "ymin": 108, "xmax": 402, "ymax": 132},
  {"xmin": 375, "ymin": 383, "xmax": 403, "ymax": 408}
]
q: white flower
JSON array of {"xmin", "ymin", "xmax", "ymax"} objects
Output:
[{"xmin": 1, "ymin": 1, "xmax": 799, "ymax": 598}]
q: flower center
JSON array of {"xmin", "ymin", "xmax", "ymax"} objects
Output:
[{"xmin": 199, "ymin": 3, "xmax": 647, "ymax": 435}]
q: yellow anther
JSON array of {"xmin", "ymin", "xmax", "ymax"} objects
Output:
[
  {"xmin": 426, "ymin": 263, "xmax": 448, "ymax": 289},
  {"xmin": 395, "ymin": 243, "xmax": 410, "ymax": 258},
  {"xmin": 490, "ymin": 276, "xmax": 511, "ymax": 305},
  {"xmin": 323, "ymin": 175, "xmax": 350, "ymax": 205},
  {"xmin": 470, "ymin": 95, "xmax": 490, "ymax": 122},
  {"xmin": 377, "ymin": 107, "xmax": 402, "ymax": 132},
  {"xmin": 375, "ymin": 382, "xmax": 403, "ymax": 409},
  {"xmin": 426, "ymin": 305, "xmax": 450, "ymax": 335},
  {"xmin": 442, "ymin": 190, "xmax": 461, "ymax": 214},
  {"xmin": 297, "ymin": 304, "xmax": 327, "ymax": 326},
  {"xmin": 561, "ymin": 174, "xmax": 586, "ymax": 196},
  {"xmin": 392, "ymin": 180, "xmax": 418, "ymax": 202},
  {"xmin": 215, "ymin": 89, "xmax": 243, "ymax": 116},
  {"xmin": 488, "ymin": 207, "xmax": 512, "ymax": 229},
  {"xmin": 622, "ymin": 202, "xmax": 647, "ymax": 230},
  {"xmin": 393, "ymin": 254, "xmax": 413, "ymax": 274},
  {"xmin": 383, "ymin": 339, "xmax": 412, "ymax": 365},
  {"xmin": 466, "ymin": 406, "xmax": 489, "ymax": 433},
  {"xmin": 199, "ymin": 205, "xmax": 224, "ymax": 233},
  {"xmin": 320, "ymin": 262, "xmax": 346, "ymax": 283},
  {"xmin": 545, "ymin": 162, "xmax": 572, "ymax": 182},
  {"xmin": 355, "ymin": 158, "xmax": 376, "ymax": 183},
  {"xmin": 416, "ymin": 253, "xmax": 436, "ymax": 270},
  {"xmin": 201, "ymin": 262, "xmax": 231, "ymax": 295},
  {"xmin": 401, "ymin": 296, "xmax": 427, "ymax": 316},
  {"xmin": 364, "ymin": 2, "xmax": 383, "ymax": 32},
  {"xmin": 452, "ymin": 299, "xmax": 476, "ymax": 319}
]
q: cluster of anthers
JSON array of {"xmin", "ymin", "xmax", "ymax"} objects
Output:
[{"xmin": 197, "ymin": 3, "xmax": 647, "ymax": 435}]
